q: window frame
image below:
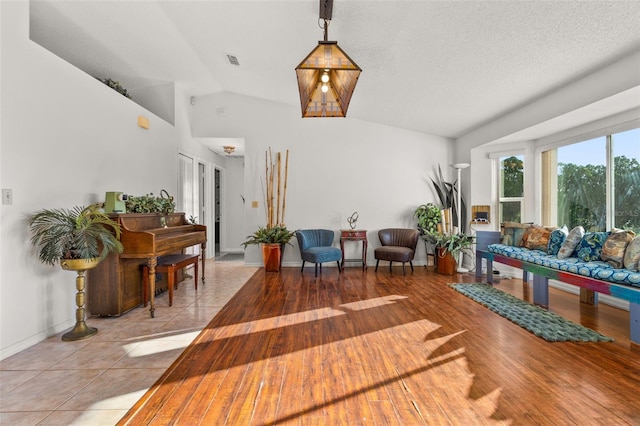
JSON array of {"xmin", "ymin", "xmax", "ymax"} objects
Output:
[
  {"xmin": 491, "ymin": 151, "xmax": 526, "ymax": 225},
  {"xmin": 539, "ymin": 126, "xmax": 639, "ymax": 232}
]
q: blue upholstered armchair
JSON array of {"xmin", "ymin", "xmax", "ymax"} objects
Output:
[{"xmin": 296, "ymin": 229, "xmax": 342, "ymax": 277}]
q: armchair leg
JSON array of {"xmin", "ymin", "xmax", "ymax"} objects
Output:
[
  {"xmin": 375, "ymin": 260, "xmax": 379, "ymax": 272},
  {"xmin": 410, "ymin": 261, "xmax": 414, "ymax": 272},
  {"xmin": 337, "ymin": 261, "xmax": 341, "ymax": 272},
  {"xmin": 402, "ymin": 262, "xmax": 406, "ymax": 275},
  {"xmin": 301, "ymin": 261, "xmax": 305, "ymax": 273},
  {"xmin": 389, "ymin": 261, "xmax": 392, "ymax": 272},
  {"xmin": 315, "ymin": 263, "xmax": 318, "ymax": 277}
]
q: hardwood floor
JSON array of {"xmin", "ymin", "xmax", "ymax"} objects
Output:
[{"xmin": 118, "ymin": 266, "xmax": 640, "ymax": 425}]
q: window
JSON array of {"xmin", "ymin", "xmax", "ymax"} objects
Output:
[
  {"xmin": 613, "ymin": 128, "xmax": 640, "ymax": 233},
  {"xmin": 557, "ymin": 137, "xmax": 606, "ymax": 231},
  {"xmin": 499, "ymin": 155, "xmax": 524, "ymax": 223},
  {"xmin": 542, "ymin": 128, "xmax": 640, "ymax": 233}
]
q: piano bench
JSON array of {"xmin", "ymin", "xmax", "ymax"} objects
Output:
[{"xmin": 142, "ymin": 254, "xmax": 199, "ymax": 307}]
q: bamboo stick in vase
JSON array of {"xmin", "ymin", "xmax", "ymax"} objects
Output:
[
  {"xmin": 282, "ymin": 150, "xmax": 289, "ymax": 225},
  {"xmin": 264, "ymin": 151, "xmax": 269, "ymax": 227},
  {"xmin": 276, "ymin": 152, "xmax": 281, "ymax": 226}
]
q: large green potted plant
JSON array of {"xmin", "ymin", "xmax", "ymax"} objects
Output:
[
  {"xmin": 242, "ymin": 225, "xmax": 295, "ymax": 272},
  {"xmin": 28, "ymin": 204, "xmax": 123, "ymax": 340},
  {"xmin": 431, "ymin": 164, "xmax": 467, "ymax": 233},
  {"xmin": 433, "ymin": 232, "xmax": 475, "ymax": 275}
]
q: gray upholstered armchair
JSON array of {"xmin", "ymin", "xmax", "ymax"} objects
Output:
[
  {"xmin": 374, "ymin": 228, "xmax": 420, "ymax": 275},
  {"xmin": 296, "ymin": 229, "xmax": 342, "ymax": 277}
]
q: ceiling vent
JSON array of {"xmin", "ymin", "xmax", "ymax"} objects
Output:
[{"xmin": 226, "ymin": 54, "xmax": 240, "ymax": 66}]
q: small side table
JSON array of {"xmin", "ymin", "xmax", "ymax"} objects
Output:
[{"xmin": 340, "ymin": 230, "xmax": 368, "ymax": 270}]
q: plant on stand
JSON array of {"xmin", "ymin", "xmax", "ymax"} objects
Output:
[
  {"xmin": 414, "ymin": 203, "xmax": 441, "ymax": 236},
  {"xmin": 243, "ymin": 148, "xmax": 294, "ymax": 271},
  {"xmin": 28, "ymin": 204, "xmax": 123, "ymax": 340},
  {"xmin": 414, "ymin": 203, "xmax": 441, "ymax": 268}
]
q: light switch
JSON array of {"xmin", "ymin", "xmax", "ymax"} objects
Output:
[{"xmin": 2, "ymin": 189, "xmax": 12, "ymax": 205}]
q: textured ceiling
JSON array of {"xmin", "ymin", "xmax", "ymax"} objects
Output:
[{"xmin": 30, "ymin": 0, "xmax": 640, "ymax": 139}]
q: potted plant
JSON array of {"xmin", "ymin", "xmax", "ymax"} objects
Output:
[
  {"xmin": 28, "ymin": 204, "xmax": 123, "ymax": 341},
  {"xmin": 433, "ymin": 232, "xmax": 475, "ymax": 275},
  {"xmin": 244, "ymin": 148, "xmax": 293, "ymax": 272},
  {"xmin": 414, "ymin": 203, "xmax": 442, "ymax": 268},
  {"xmin": 242, "ymin": 225, "xmax": 295, "ymax": 272},
  {"xmin": 125, "ymin": 190, "xmax": 176, "ymax": 214},
  {"xmin": 414, "ymin": 203, "xmax": 441, "ymax": 236},
  {"xmin": 431, "ymin": 165, "xmax": 467, "ymax": 233}
]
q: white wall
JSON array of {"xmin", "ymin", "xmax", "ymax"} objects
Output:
[
  {"xmin": 191, "ymin": 92, "xmax": 452, "ymax": 266},
  {"xmin": 0, "ymin": 2, "xmax": 452, "ymax": 358},
  {"xmin": 0, "ymin": 2, "xmax": 218, "ymax": 359},
  {"xmin": 224, "ymin": 157, "xmax": 246, "ymax": 252}
]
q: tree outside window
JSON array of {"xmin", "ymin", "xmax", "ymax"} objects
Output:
[
  {"xmin": 499, "ymin": 155, "xmax": 524, "ymax": 223},
  {"xmin": 551, "ymin": 129, "xmax": 639, "ymax": 233}
]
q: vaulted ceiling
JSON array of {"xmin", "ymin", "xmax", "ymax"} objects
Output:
[{"xmin": 30, "ymin": 0, "xmax": 640, "ymax": 140}]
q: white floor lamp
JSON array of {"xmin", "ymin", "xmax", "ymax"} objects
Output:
[{"xmin": 452, "ymin": 163, "xmax": 470, "ymax": 273}]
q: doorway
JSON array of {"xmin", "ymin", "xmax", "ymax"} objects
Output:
[{"xmin": 214, "ymin": 167, "xmax": 221, "ymax": 256}]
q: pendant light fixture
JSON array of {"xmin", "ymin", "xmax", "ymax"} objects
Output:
[{"xmin": 295, "ymin": 0, "xmax": 361, "ymax": 118}]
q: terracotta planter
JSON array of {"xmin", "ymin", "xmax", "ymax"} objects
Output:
[
  {"xmin": 261, "ymin": 243, "xmax": 282, "ymax": 272},
  {"xmin": 436, "ymin": 247, "xmax": 457, "ymax": 275}
]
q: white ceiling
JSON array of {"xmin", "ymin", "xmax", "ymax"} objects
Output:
[{"xmin": 29, "ymin": 0, "xmax": 640, "ymax": 142}]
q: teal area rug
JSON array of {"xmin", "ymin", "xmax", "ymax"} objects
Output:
[{"xmin": 450, "ymin": 283, "xmax": 613, "ymax": 342}]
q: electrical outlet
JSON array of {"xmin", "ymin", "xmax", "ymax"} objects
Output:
[{"xmin": 2, "ymin": 189, "xmax": 12, "ymax": 205}]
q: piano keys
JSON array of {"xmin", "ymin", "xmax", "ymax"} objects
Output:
[{"xmin": 87, "ymin": 213, "xmax": 206, "ymax": 317}]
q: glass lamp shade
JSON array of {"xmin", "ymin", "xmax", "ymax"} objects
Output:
[{"xmin": 295, "ymin": 41, "xmax": 361, "ymax": 118}]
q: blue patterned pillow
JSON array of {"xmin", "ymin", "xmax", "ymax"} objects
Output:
[
  {"xmin": 575, "ymin": 232, "xmax": 610, "ymax": 262},
  {"xmin": 548, "ymin": 225, "xmax": 568, "ymax": 255}
]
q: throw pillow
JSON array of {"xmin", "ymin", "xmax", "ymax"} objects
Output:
[
  {"xmin": 502, "ymin": 222, "xmax": 532, "ymax": 247},
  {"xmin": 624, "ymin": 235, "xmax": 640, "ymax": 271},
  {"xmin": 523, "ymin": 226, "xmax": 554, "ymax": 251},
  {"xmin": 557, "ymin": 226, "xmax": 585, "ymax": 259},
  {"xmin": 601, "ymin": 229, "xmax": 635, "ymax": 268},
  {"xmin": 548, "ymin": 225, "xmax": 568, "ymax": 255},
  {"xmin": 575, "ymin": 232, "xmax": 610, "ymax": 262}
]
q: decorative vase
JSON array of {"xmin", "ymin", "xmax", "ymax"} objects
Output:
[
  {"xmin": 260, "ymin": 243, "xmax": 282, "ymax": 272},
  {"xmin": 60, "ymin": 257, "xmax": 101, "ymax": 341},
  {"xmin": 436, "ymin": 247, "xmax": 457, "ymax": 275}
]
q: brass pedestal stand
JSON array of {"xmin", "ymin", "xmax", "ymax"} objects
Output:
[{"xmin": 60, "ymin": 258, "xmax": 100, "ymax": 341}]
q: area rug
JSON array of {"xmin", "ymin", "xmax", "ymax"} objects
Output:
[
  {"xmin": 214, "ymin": 252, "xmax": 244, "ymax": 262},
  {"xmin": 450, "ymin": 283, "xmax": 613, "ymax": 342}
]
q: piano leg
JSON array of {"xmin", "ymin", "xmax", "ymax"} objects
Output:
[
  {"xmin": 147, "ymin": 256, "xmax": 157, "ymax": 318},
  {"xmin": 201, "ymin": 243, "xmax": 206, "ymax": 283}
]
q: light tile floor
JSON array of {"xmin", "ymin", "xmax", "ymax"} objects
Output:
[{"xmin": 0, "ymin": 260, "xmax": 256, "ymax": 426}]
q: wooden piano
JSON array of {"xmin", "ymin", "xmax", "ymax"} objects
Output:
[{"xmin": 88, "ymin": 213, "xmax": 206, "ymax": 318}]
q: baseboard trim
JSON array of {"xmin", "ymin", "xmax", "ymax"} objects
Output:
[{"xmin": 0, "ymin": 319, "xmax": 74, "ymax": 361}]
